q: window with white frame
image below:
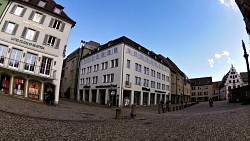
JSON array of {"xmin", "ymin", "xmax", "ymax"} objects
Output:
[
  {"xmin": 157, "ymin": 72, "xmax": 161, "ymax": 79},
  {"xmin": 143, "ymin": 79, "xmax": 149, "ymax": 87},
  {"xmin": 166, "ymin": 76, "xmax": 169, "ymax": 82},
  {"xmin": 43, "ymin": 34, "xmax": 60, "ymax": 48},
  {"xmin": 127, "ymin": 60, "xmax": 130, "ymax": 68},
  {"xmin": 29, "ymin": 11, "xmax": 45, "ymax": 24},
  {"xmin": 21, "ymin": 27, "xmax": 39, "ymax": 42},
  {"xmin": 144, "ymin": 67, "xmax": 149, "ymax": 75},
  {"xmin": 94, "ymin": 64, "xmax": 99, "ymax": 72},
  {"xmin": 11, "ymin": 5, "xmax": 26, "ymax": 17},
  {"xmin": 157, "ymin": 82, "xmax": 161, "ymax": 89},
  {"xmin": 101, "ymin": 61, "xmax": 108, "ymax": 70},
  {"xmin": 92, "ymin": 76, "xmax": 98, "ymax": 84},
  {"xmin": 166, "ymin": 85, "xmax": 169, "ymax": 91},
  {"xmin": 135, "ymin": 76, "xmax": 141, "ymax": 85},
  {"xmin": 24, "ymin": 53, "xmax": 37, "ymax": 72},
  {"xmin": 162, "ymin": 84, "xmax": 165, "ymax": 90},
  {"xmin": 135, "ymin": 63, "xmax": 141, "ymax": 72},
  {"xmin": 0, "ymin": 45, "xmax": 7, "ymax": 64},
  {"xmin": 49, "ymin": 18, "xmax": 65, "ymax": 32},
  {"xmin": 151, "ymin": 81, "xmax": 155, "ymax": 88},
  {"xmin": 53, "ymin": 6, "xmax": 62, "ymax": 14},
  {"xmin": 9, "ymin": 48, "xmax": 22, "ymax": 69},
  {"xmin": 111, "ymin": 58, "xmax": 118, "ymax": 68},
  {"xmin": 1, "ymin": 21, "xmax": 18, "ymax": 35},
  {"xmin": 39, "ymin": 56, "xmax": 52, "ymax": 75},
  {"xmin": 38, "ymin": 0, "xmax": 47, "ymax": 7},
  {"xmin": 126, "ymin": 74, "xmax": 130, "ymax": 83},
  {"xmin": 151, "ymin": 69, "xmax": 155, "ymax": 77},
  {"xmin": 162, "ymin": 74, "xmax": 165, "ymax": 81}
]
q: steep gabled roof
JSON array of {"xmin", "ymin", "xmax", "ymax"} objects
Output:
[
  {"xmin": 190, "ymin": 77, "xmax": 212, "ymax": 86},
  {"xmin": 16, "ymin": 0, "xmax": 76, "ymax": 27}
]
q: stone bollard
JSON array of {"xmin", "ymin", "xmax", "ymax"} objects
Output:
[
  {"xmin": 130, "ymin": 104, "xmax": 136, "ymax": 119},
  {"xmin": 115, "ymin": 109, "xmax": 122, "ymax": 120},
  {"xmin": 158, "ymin": 104, "xmax": 162, "ymax": 114}
]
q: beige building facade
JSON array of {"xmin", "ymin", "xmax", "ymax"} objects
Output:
[
  {"xmin": 190, "ymin": 77, "xmax": 213, "ymax": 102},
  {"xmin": 0, "ymin": 0, "xmax": 75, "ymax": 104},
  {"xmin": 60, "ymin": 41, "xmax": 99, "ymax": 100}
]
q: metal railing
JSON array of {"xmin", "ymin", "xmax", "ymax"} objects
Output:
[
  {"xmin": 125, "ymin": 81, "xmax": 131, "ymax": 88},
  {"xmin": 0, "ymin": 56, "xmax": 56, "ymax": 79}
]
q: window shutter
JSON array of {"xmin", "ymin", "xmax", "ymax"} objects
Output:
[
  {"xmin": 48, "ymin": 18, "xmax": 54, "ymax": 27},
  {"xmin": 55, "ymin": 38, "xmax": 60, "ymax": 49},
  {"xmin": 33, "ymin": 31, "xmax": 39, "ymax": 42},
  {"xmin": 21, "ymin": 27, "xmax": 27, "ymax": 38},
  {"xmin": 10, "ymin": 5, "xmax": 17, "ymax": 14},
  {"xmin": 1, "ymin": 21, "xmax": 8, "ymax": 32},
  {"xmin": 20, "ymin": 8, "xmax": 27, "ymax": 17},
  {"xmin": 12, "ymin": 24, "xmax": 19, "ymax": 35},
  {"xmin": 28, "ymin": 11, "xmax": 35, "ymax": 20},
  {"xmin": 40, "ymin": 15, "xmax": 46, "ymax": 24},
  {"xmin": 43, "ymin": 34, "xmax": 48, "ymax": 45},
  {"xmin": 60, "ymin": 22, "xmax": 65, "ymax": 32}
]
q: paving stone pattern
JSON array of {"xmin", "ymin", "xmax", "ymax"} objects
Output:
[{"xmin": 0, "ymin": 94, "xmax": 249, "ymax": 141}]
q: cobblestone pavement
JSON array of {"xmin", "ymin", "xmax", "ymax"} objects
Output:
[{"xmin": 0, "ymin": 94, "xmax": 249, "ymax": 141}]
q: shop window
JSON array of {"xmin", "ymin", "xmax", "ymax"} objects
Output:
[
  {"xmin": 28, "ymin": 81, "xmax": 41, "ymax": 100},
  {"xmin": 0, "ymin": 75, "xmax": 10, "ymax": 94},
  {"xmin": 13, "ymin": 78, "xmax": 25, "ymax": 96}
]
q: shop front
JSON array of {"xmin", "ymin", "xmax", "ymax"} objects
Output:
[
  {"xmin": 44, "ymin": 83, "xmax": 55, "ymax": 102},
  {"xmin": 28, "ymin": 80, "xmax": 41, "ymax": 100},
  {"xmin": 13, "ymin": 77, "xmax": 26, "ymax": 96},
  {"xmin": 0, "ymin": 74, "xmax": 10, "ymax": 94}
]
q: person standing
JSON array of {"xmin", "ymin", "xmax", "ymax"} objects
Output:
[{"xmin": 209, "ymin": 98, "xmax": 213, "ymax": 107}]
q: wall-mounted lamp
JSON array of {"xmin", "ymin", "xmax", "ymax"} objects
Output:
[
  {"xmin": 8, "ymin": 48, "xmax": 11, "ymax": 53},
  {"xmin": 54, "ymin": 61, "xmax": 56, "ymax": 66},
  {"xmin": 23, "ymin": 52, "xmax": 25, "ymax": 57},
  {"xmin": 39, "ymin": 57, "xmax": 41, "ymax": 61}
]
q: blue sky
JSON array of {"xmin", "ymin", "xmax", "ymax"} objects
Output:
[{"xmin": 56, "ymin": 0, "xmax": 249, "ymax": 82}]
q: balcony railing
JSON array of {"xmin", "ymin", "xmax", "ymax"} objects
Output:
[
  {"xmin": 0, "ymin": 56, "xmax": 56, "ymax": 79},
  {"xmin": 125, "ymin": 81, "xmax": 131, "ymax": 88}
]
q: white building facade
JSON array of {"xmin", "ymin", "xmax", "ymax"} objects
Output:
[
  {"xmin": 0, "ymin": 0, "xmax": 75, "ymax": 104},
  {"xmin": 220, "ymin": 65, "xmax": 244, "ymax": 100},
  {"xmin": 78, "ymin": 37, "xmax": 170, "ymax": 107}
]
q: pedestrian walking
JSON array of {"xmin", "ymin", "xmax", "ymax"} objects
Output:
[
  {"xmin": 160, "ymin": 99, "xmax": 164, "ymax": 112},
  {"xmin": 209, "ymin": 98, "xmax": 213, "ymax": 107},
  {"xmin": 166, "ymin": 100, "xmax": 170, "ymax": 111}
]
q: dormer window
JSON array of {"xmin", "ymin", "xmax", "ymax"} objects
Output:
[
  {"xmin": 53, "ymin": 7, "xmax": 62, "ymax": 14},
  {"xmin": 38, "ymin": 0, "xmax": 47, "ymax": 8}
]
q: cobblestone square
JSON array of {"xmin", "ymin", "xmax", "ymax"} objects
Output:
[{"xmin": 0, "ymin": 94, "xmax": 249, "ymax": 141}]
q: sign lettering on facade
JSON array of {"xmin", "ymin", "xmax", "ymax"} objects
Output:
[{"xmin": 11, "ymin": 37, "xmax": 45, "ymax": 50}]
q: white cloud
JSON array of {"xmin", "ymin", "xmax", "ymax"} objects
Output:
[
  {"xmin": 208, "ymin": 50, "xmax": 233, "ymax": 67},
  {"xmin": 222, "ymin": 51, "xmax": 230, "ymax": 56},
  {"xmin": 218, "ymin": 0, "xmax": 236, "ymax": 8},
  {"xmin": 208, "ymin": 59, "xmax": 214, "ymax": 67},
  {"xmin": 215, "ymin": 54, "xmax": 221, "ymax": 60}
]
